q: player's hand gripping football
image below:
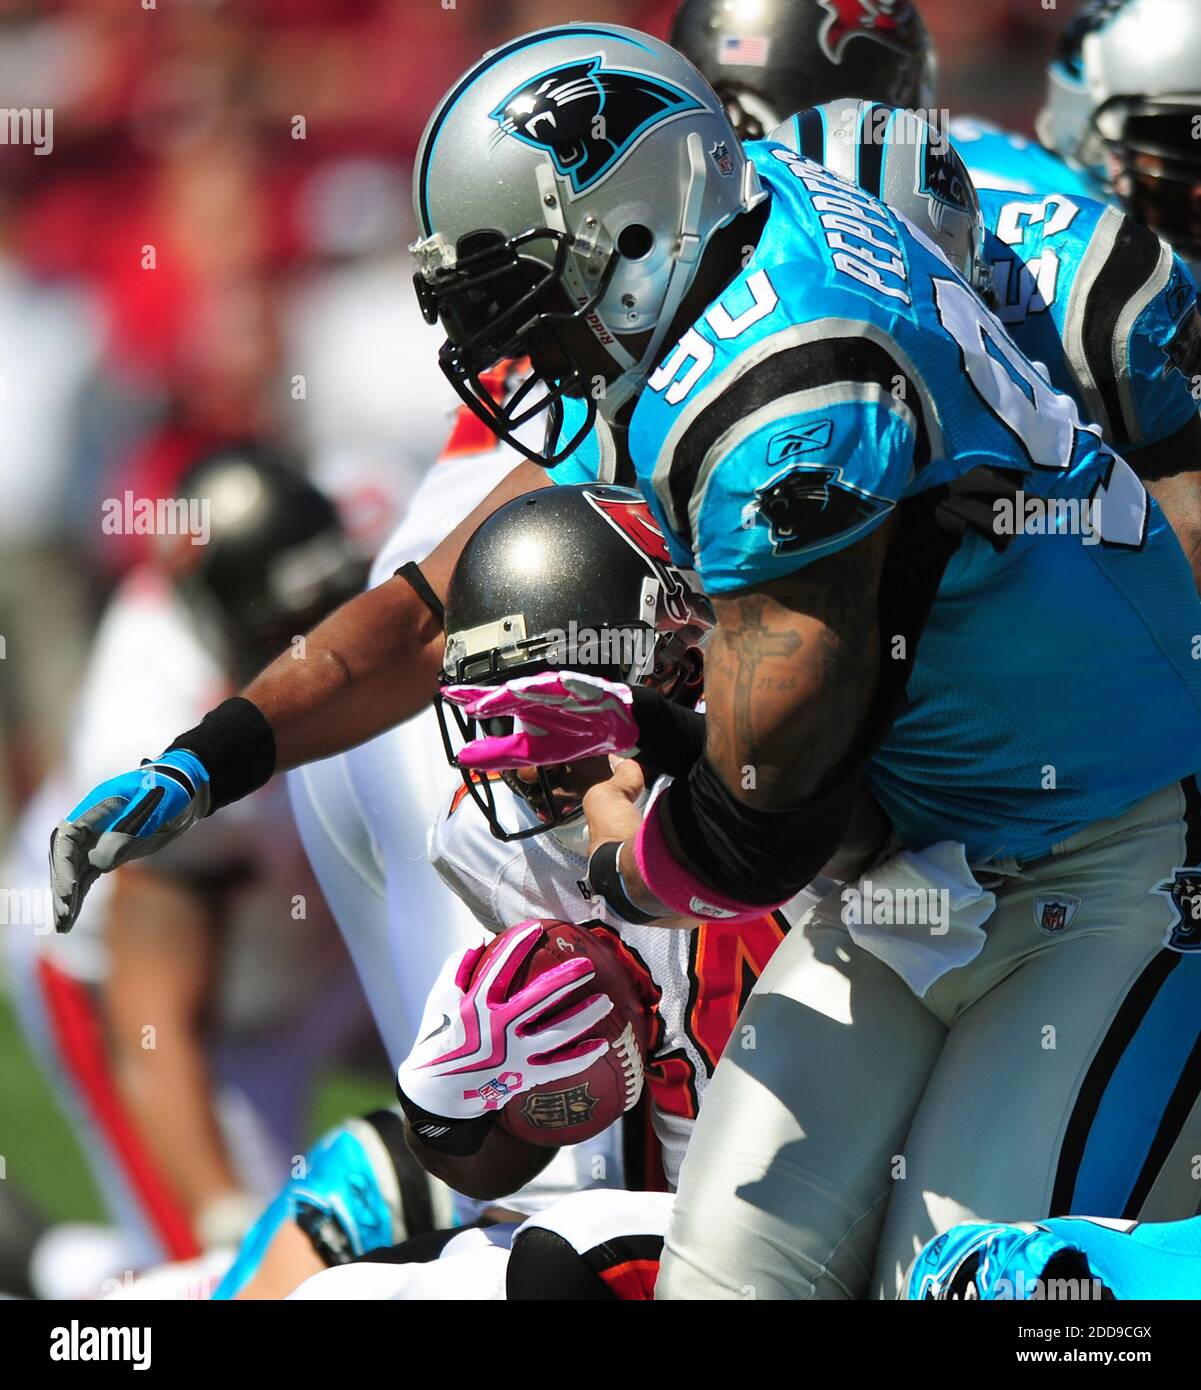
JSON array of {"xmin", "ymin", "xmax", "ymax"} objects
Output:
[
  {"xmin": 48, "ymin": 750, "xmax": 212, "ymax": 933},
  {"xmin": 443, "ymin": 671, "xmax": 640, "ymax": 771},
  {"xmin": 397, "ymin": 922, "xmax": 614, "ymax": 1134}
]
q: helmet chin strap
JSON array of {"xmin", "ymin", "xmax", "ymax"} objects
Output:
[
  {"xmin": 599, "ymin": 132, "xmax": 710, "ymax": 419},
  {"xmin": 598, "ymin": 134, "xmax": 767, "ymax": 419}
]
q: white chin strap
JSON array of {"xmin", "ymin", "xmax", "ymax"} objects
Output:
[{"xmin": 600, "ymin": 131, "xmax": 710, "ymax": 417}]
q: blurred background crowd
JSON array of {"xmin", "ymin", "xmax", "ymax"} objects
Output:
[{"xmin": 0, "ymin": 0, "xmax": 1074, "ymax": 1292}]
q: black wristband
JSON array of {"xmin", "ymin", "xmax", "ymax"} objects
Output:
[
  {"xmin": 586, "ymin": 838, "xmax": 659, "ymax": 926},
  {"xmin": 395, "ymin": 560, "xmax": 445, "ymax": 627},
  {"xmin": 167, "ymin": 696, "xmax": 276, "ymax": 813},
  {"xmin": 628, "ymin": 685, "xmax": 705, "ymax": 779},
  {"xmin": 294, "ymin": 1201, "xmax": 356, "ymax": 1268},
  {"xmin": 395, "ymin": 1082, "xmax": 496, "ymax": 1157}
]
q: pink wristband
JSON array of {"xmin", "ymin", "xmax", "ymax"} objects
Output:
[{"xmin": 634, "ymin": 787, "xmax": 791, "ymax": 925}]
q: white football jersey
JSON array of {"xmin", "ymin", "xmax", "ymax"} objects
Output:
[{"xmin": 428, "ymin": 774, "xmax": 830, "ymax": 1187}]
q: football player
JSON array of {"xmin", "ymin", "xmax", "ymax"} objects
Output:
[
  {"xmin": 231, "ymin": 483, "xmax": 835, "ymax": 1301},
  {"xmin": 765, "ymin": 102, "xmax": 1201, "ymax": 583},
  {"xmin": 405, "ymin": 28, "xmax": 1201, "ymax": 1300},
  {"xmin": 668, "ymin": 0, "xmax": 1102, "ymax": 199},
  {"xmin": 1036, "ymin": 0, "xmax": 1201, "ymax": 270},
  {"xmin": 7, "ymin": 446, "xmax": 372, "ymax": 1276},
  {"xmin": 669, "ymin": 0, "xmax": 936, "ymax": 141},
  {"xmin": 47, "ymin": 25, "xmax": 1201, "ymax": 1301}
]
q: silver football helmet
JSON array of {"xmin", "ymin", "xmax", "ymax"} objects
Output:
[
  {"xmin": 768, "ymin": 99, "xmax": 991, "ymax": 297},
  {"xmin": 411, "ymin": 23, "xmax": 765, "ymax": 465},
  {"xmin": 1037, "ymin": 0, "xmax": 1201, "ymax": 258}
]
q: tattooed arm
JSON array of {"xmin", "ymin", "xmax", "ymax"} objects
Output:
[
  {"xmin": 702, "ymin": 523, "xmax": 889, "ymax": 806},
  {"xmin": 585, "ymin": 521, "xmax": 892, "ymax": 913}
]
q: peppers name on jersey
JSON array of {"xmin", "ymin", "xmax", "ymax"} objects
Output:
[{"xmin": 613, "ymin": 140, "xmax": 1201, "ymax": 863}]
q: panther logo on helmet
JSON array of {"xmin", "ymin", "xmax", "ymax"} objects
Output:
[
  {"xmin": 922, "ymin": 136, "xmax": 973, "ymax": 216},
  {"xmin": 489, "ymin": 55, "xmax": 703, "ymax": 196},
  {"xmin": 817, "ymin": 0, "xmax": 914, "ymax": 64}
]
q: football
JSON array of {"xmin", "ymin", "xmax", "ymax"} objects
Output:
[{"xmin": 466, "ymin": 920, "xmax": 658, "ymax": 1147}]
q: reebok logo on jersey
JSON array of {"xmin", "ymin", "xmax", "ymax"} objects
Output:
[{"xmin": 768, "ymin": 421, "xmax": 835, "ymax": 463}]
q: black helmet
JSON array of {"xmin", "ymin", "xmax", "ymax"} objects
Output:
[
  {"xmin": 670, "ymin": 0, "xmax": 937, "ymax": 141},
  {"xmin": 166, "ymin": 444, "xmax": 368, "ymax": 682},
  {"xmin": 437, "ymin": 483, "xmax": 714, "ymax": 841}
]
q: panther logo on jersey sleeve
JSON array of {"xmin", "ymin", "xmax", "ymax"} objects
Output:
[
  {"xmin": 490, "ymin": 57, "xmax": 703, "ymax": 196},
  {"xmin": 745, "ymin": 460, "xmax": 892, "ymax": 555},
  {"xmin": 818, "ymin": 0, "xmax": 915, "ymax": 64}
]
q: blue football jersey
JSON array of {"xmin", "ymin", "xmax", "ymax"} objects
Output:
[
  {"xmin": 949, "ymin": 115, "xmax": 1103, "ymax": 200},
  {"xmin": 614, "ymin": 141, "xmax": 1201, "ymax": 862},
  {"xmin": 980, "ymin": 186, "xmax": 1201, "ymax": 452}
]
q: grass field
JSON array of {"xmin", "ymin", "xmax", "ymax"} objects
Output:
[{"xmin": 0, "ymin": 991, "xmax": 393, "ymax": 1227}]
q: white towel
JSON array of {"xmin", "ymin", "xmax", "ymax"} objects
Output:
[{"xmin": 838, "ymin": 841, "xmax": 996, "ymax": 997}]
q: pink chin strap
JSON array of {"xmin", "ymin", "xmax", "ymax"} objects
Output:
[{"xmin": 633, "ymin": 786, "xmax": 790, "ymax": 927}]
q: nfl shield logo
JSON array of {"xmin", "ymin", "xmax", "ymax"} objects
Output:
[
  {"xmin": 1153, "ymin": 868, "xmax": 1201, "ymax": 952},
  {"xmin": 710, "ymin": 141, "xmax": 735, "ymax": 177},
  {"xmin": 1034, "ymin": 894, "xmax": 1080, "ymax": 935}
]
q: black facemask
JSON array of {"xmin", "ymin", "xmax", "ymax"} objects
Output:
[{"xmin": 415, "ymin": 227, "xmax": 620, "ymax": 466}]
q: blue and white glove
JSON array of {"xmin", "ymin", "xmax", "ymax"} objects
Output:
[
  {"xmin": 212, "ymin": 1112, "xmax": 417, "ymax": 1300},
  {"xmin": 48, "ymin": 748, "xmax": 211, "ymax": 933}
]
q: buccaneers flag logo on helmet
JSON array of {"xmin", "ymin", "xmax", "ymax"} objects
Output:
[{"xmin": 818, "ymin": 0, "xmax": 915, "ymax": 64}]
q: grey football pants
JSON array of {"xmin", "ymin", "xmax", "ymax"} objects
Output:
[{"xmin": 657, "ymin": 782, "xmax": 1201, "ymax": 1299}]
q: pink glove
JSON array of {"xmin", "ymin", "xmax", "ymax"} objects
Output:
[
  {"xmin": 443, "ymin": 671, "xmax": 640, "ymax": 771},
  {"xmin": 397, "ymin": 922, "xmax": 614, "ymax": 1120}
]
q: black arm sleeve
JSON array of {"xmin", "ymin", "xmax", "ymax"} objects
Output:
[
  {"xmin": 659, "ymin": 756, "xmax": 860, "ymax": 907},
  {"xmin": 628, "ymin": 685, "xmax": 705, "ymax": 779}
]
